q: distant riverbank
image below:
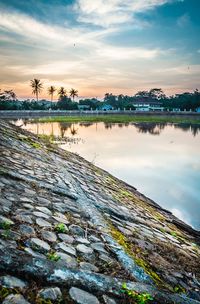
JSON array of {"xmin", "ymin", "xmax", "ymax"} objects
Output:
[
  {"xmin": 1, "ymin": 110, "xmax": 200, "ymax": 124},
  {"xmin": 37, "ymin": 114, "xmax": 200, "ymax": 124}
]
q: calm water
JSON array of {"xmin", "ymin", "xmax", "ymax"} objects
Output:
[{"xmin": 14, "ymin": 120, "xmax": 200, "ymax": 230}]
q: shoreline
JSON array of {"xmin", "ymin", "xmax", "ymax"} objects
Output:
[{"xmin": 1, "ymin": 110, "xmax": 200, "ymax": 124}]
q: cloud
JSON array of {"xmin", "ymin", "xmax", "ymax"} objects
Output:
[
  {"xmin": 74, "ymin": 0, "xmax": 172, "ymax": 27},
  {"xmin": 155, "ymin": 65, "xmax": 200, "ymax": 75},
  {"xmin": 0, "ymin": 9, "xmax": 114, "ymax": 48},
  {"xmin": 96, "ymin": 46, "xmax": 160, "ymax": 60}
]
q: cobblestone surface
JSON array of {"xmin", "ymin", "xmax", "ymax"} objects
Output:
[{"xmin": 0, "ymin": 120, "xmax": 200, "ymax": 303}]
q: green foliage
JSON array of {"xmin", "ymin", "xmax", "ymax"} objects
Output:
[
  {"xmin": 121, "ymin": 283, "xmax": 153, "ymax": 304},
  {"xmin": 18, "ymin": 135, "xmax": 42, "ymax": 149},
  {"xmin": 170, "ymin": 231, "xmax": 177, "ymax": 237},
  {"xmin": 0, "ymin": 220, "xmax": 12, "ymax": 230},
  {"xmin": 47, "ymin": 252, "xmax": 60, "ymax": 262},
  {"xmin": 30, "ymin": 78, "xmax": 43, "ymax": 101},
  {"xmin": 1, "ymin": 87, "xmax": 200, "ymax": 111},
  {"xmin": 30, "ymin": 142, "xmax": 41, "ymax": 149},
  {"xmin": 57, "ymin": 96, "xmax": 78, "ymax": 110},
  {"xmin": 54, "ymin": 223, "xmax": 67, "ymax": 233},
  {"xmin": 0, "ymin": 286, "xmax": 19, "ymax": 302},
  {"xmin": 0, "ymin": 287, "xmax": 10, "ymax": 301},
  {"xmin": 174, "ymin": 285, "xmax": 186, "ymax": 293},
  {"xmin": 1, "ymin": 229, "xmax": 11, "ymax": 239}
]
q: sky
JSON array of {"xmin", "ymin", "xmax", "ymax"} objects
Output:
[{"xmin": 0, "ymin": 0, "xmax": 200, "ymax": 100}]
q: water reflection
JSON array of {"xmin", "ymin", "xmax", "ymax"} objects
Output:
[
  {"xmin": 13, "ymin": 119, "xmax": 200, "ymax": 138},
  {"xmin": 12, "ymin": 120, "xmax": 200, "ymax": 230},
  {"xmin": 134, "ymin": 123, "xmax": 166, "ymax": 135}
]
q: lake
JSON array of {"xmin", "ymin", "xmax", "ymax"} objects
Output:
[{"xmin": 14, "ymin": 120, "xmax": 200, "ymax": 230}]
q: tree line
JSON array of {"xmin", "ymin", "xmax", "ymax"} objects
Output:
[
  {"xmin": 0, "ymin": 79, "xmax": 200, "ymax": 111},
  {"xmin": 30, "ymin": 78, "xmax": 78, "ymax": 102}
]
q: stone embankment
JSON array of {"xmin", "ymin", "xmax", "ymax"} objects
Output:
[{"xmin": 0, "ymin": 120, "xmax": 200, "ymax": 304}]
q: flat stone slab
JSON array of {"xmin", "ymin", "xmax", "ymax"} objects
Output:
[
  {"xmin": 76, "ymin": 237, "xmax": 90, "ymax": 245},
  {"xmin": 15, "ymin": 214, "xmax": 33, "ymax": 224},
  {"xmin": 79, "ymin": 262, "xmax": 99, "ymax": 272},
  {"xmin": 2, "ymin": 294, "xmax": 30, "ymax": 304},
  {"xmin": 35, "ymin": 206, "xmax": 52, "ymax": 215},
  {"xmin": 41, "ymin": 231, "xmax": 57, "ymax": 243},
  {"xmin": 58, "ymin": 233, "xmax": 74, "ymax": 243},
  {"xmin": 33, "ymin": 211, "xmax": 50, "ymax": 219},
  {"xmin": 56, "ymin": 252, "xmax": 78, "ymax": 268},
  {"xmin": 52, "ymin": 216, "xmax": 70, "ymax": 225},
  {"xmin": 56, "ymin": 242, "xmax": 76, "ymax": 257},
  {"xmin": 91, "ymin": 242, "xmax": 107, "ymax": 253},
  {"xmin": 76, "ymin": 244, "xmax": 94, "ymax": 255},
  {"xmin": 103, "ymin": 295, "xmax": 117, "ymax": 304},
  {"xmin": 19, "ymin": 224, "xmax": 35, "ymax": 236},
  {"xmin": 38, "ymin": 287, "xmax": 62, "ymax": 300},
  {"xmin": 69, "ymin": 225, "xmax": 85, "ymax": 236},
  {"xmin": 29, "ymin": 238, "xmax": 50, "ymax": 253},
  {"xmin": 36, "ymin": 218, "xmax": 51, "ymax": 228},
  {"xmin": 0, "ymin": 275, "xmax": 27, "ymax": 289},
  {"xmin": 69, "ymin": 287, "xmax": 99, "ymax": 304}
]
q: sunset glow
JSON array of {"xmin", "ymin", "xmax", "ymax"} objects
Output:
[{"xmin": 0, "ymin": 0, "xmax": 199, "ymax": 99}]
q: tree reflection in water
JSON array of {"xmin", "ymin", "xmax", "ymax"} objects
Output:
[
  {"xmin": 174, "ymin": 123, "xmax": 200, "ymax": 137},
  {"xmin": 13, "ymin": 119, "xmax": 200, "ymax": 139},
  {"xmin": 134, "ymin": 123, "xmax": 166, "ymax": 135},
  {"xmin": 97, "ymin": 122, "xmax": 200, "ymax": 137}
]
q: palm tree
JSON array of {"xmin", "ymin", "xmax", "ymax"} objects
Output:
[
  {"xmin": 47, "ymin": 86, "xmax": 56, "ymax": 102},
  {"xmin": 30, "ymin": 79, "xmax": 43, "ymax": 101},
  {"xmin": 69, "ymin": 88, "xmax": 78, "ymax": 101},
  {"xmin": 58, "ymin": 87, "xmax": 67, "ymax": 99}
]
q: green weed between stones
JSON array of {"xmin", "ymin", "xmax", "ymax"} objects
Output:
[
  {"xmin": 0, "ymin": 286, "xmax": 19, "ymax": 302},
  {"xmin": 173, "ymin": 285, "xmax": 186, "ymax": 293},
  {"xmin": 1, "ymin": 229, "xmax": 11, "ymax": 239},
  {"xmin": 121, "ymin": 283, "xmax": 153, "ymax": 304},
  {"xmin": 47, "ymin": 252, "xmax": 61, "ymax": 262},
  {"xmin": 18, "ymin": 134, "xmax": 42, "ymax": 149},
  {"xmin": 0, "ymin": 287, "xmax": 11, "ymax": 301},
  {"xmin": 0, "ymin": 220, "xmax": 12, "ymax": 230},
  {"xmin": 54, "ymin": 223, "xmax": 67, "ymax": 233},
  {"xmin": 170, "ymin": 231, "xmax": 177, "ymax": 237}
]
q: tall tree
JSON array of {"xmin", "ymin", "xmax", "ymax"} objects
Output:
[
  {"xmin": 30, "ymin": 79, "xmax": 43, "ymax": 101},
  {"xmin": 69, "ymin": 88, "xmax": 78, "ymax": 101},
  {"xmin": 58, "ymin": 87, "xmax": 67, "ymax": 99},
  {"xmin": 149, "ymin": 88, "xmax": 166, "ymax": 99},
  {"xmin": 47, "ymin": 86, "xmax": 56, "ymax": 102},
  {"xmin": 0, "ymin": 89, "xmax": 17, "ymax": 101},
  {"xmin": 135, "ymin": 91, "xmax": 149, "ymax": 98}
]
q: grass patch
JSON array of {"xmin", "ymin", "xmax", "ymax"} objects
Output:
[
  {"xmin": 121, "ymin": 283, "xmax": 153, "ymax": 304},
  {"xmin": 36, "ymin": 114, "xmax": 200, "ymax": 124},
  {"xmin": 18, "ymin": 134, "xmax": 42, "ymax": 149},
  {"xmin": 54, "ymin": 223, "xmax": 67, "ymax": 233},
  {"xmin": 46, "ymin": 251, "xmax": 61, "ymax": 262}
]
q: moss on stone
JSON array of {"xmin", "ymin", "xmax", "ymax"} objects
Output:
[
  {"xmin": 109, "ymin": 223, "xmax": 164, "ymax": 287},
  {"xmin": 18, "ymin": 135, "xmax": 42, "ymax": 149}
]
